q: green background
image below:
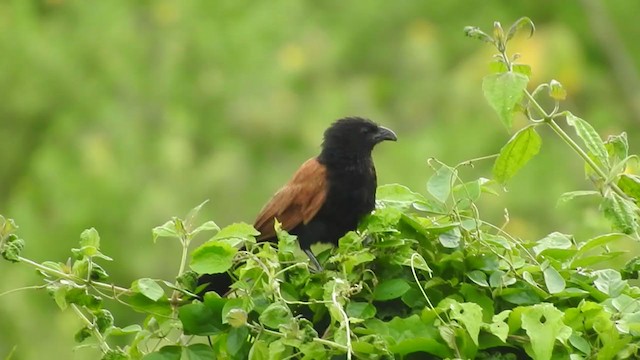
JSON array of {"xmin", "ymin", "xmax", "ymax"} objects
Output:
[{"xmin": 1, "ymin": 1, "xmax": 639, "ymax": 359}]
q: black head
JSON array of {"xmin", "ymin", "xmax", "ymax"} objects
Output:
[{"xmin": 319, "ymin": 117, "xmax": 397, "ymax": 161}]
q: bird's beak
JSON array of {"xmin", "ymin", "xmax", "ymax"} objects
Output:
[{"xmin": 374, "ymin": 126, "xmax": 397, "ymax": 143}]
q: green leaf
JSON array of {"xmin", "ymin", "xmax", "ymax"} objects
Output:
[
  {"xmin": 248, "ymin": 340, "xmax": 269, "ymax": 360},
  {"xmin": 488, "ymin": 310, "xmax": 511, "ymax": 342},
  {"xmin": 184, "ymin": 343, "xmax": 215, "ymax": 360},
  {"xmin": 506, "ymin": 17, "xmax": 535, "ymax": 41},
  {"xmin": 605, "ymin": 132, "xmax": 629, "ymax": 164},
  {"xmin": 184, "ymin": 200, "xmax": 209, "ymax": 229},
  {"xmin": 577, "ymin": 233, "xmax": 625, "ymax": 254},
  {"xmin": 373, "ymin": 279, "xmax": 411, "ymax": 301},
  {"xmin": 152, "ymin": 220, "xmax": 180, "ymax": 242},
  {"xmin": 427, "ymin": 165, "xmax": 456, "ymax": 203},
  {"xmin": 259, "ymin": 303, "xmax": 291, "ymax": 329},
  {"xmin": 438, "ymin": 228, "xmax": 461, "ymax": 248},
  {"xmin": 568, "ymin": 332, "xmax": 591, "ymax": 354},
  {"xmin": 593, "ymin": 269, "xmax": 626, "ymax": 297},
  {"xmin": 211, "ymin": 222, "xmax": 260, "ymax": 247},
  {"xmin": 532, "ymin": 232, "xmax": 573, "ymax": 256},
  {"xmin": 520, "ymin": 303, "xmax": 572, "ymax": 360},
  {"xmin": 493, "ymin": 125, "xmax": 541, "ymax": 184},
  {"xmin": 79, "ymin": 228, "xmax": 100, "ymax": 250},
  {"xmin": 467, "ymin": 270, "xmax": 489, "ymax": 287},
  {"xmin": 376, "ymin": 184, "xmax": 427, "ymax": 209},
  {"xmin": 142, "ymin": 345, "xmax": 182, "ymax": 360},
  {"xmin": 346, "ymin": 302, "xmax": 376, "ymax": 319},
  {"xmin": 542, "ymin": 263, "xmax": 565, "ymax": 294},
  {"xmin": 190, "ymin": 241, "xmax": 237, "ymax": 274},
  {"xmin": 566, "ymin": 112, "xmax": 609, "ymax": 169},
  {"xmin": 226, "ymin": 326, "xmax": 250, "ymax": 358},
  {"xmin": 557, "ymin": 190, "xmax": 599, "ymax": 206},
  {"xmin": 179, "ymin": 293, "xmax": 228, "ymax": 335},
  {"xmin": 452, "ymin": 180, "xmax": 481, "ymax": 209},
  {"xmin": 512, "ymin": 64, "xmax": 532, "ymax": 77},
  {"xmin": 482, "ymin": 71, "xmax": 529, "ymax": 128},
  {"xmin": 449, "ymin": 301, "xmax": 483, "ymax": 345},
  {"xmin": 131, "ymin": 278, "xmax": 164, "ymax": 301},
  {"xmin": 601, "ymin": 193, "xmax": 638, "ymax": 234},
  {"xmin": 618, "ymin": 174, "xmax": 640, "ymax": 202},
  {"xmin": 191, "ymin": 221, "xmax": 220, "ymax": 237}
]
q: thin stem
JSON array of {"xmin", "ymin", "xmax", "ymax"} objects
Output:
[
  {"xmin": 72, "ymin": 304, "xmax": 111, "ymax": 353},
  {"xmin": 331, "ymin": 280, "xmax": 352, "ymax": 360},
  {"xmin": 17, "ymin": 256, "xmax": 131, "ymax": 295},
  {"xmin": 544, "ymin": 115, "xmax": 629, "ymax": 199},
  {"xmin": 523, "ymin": 90, "xmax": 550, "ymax": 119},
  {"xmin": 247, "ymin": 323, "xmax": 349, "ymax": 352}
]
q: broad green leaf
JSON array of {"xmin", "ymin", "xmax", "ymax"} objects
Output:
[
  {"xmin": 449, "ymin": 301, "xmax": 483, "ymax": 345},
  {"xmin": 533, "ymin": 232, "xmax": 573, "ymax": 256},
  {"xmin": 131, "ymin": 278, "xmax": 164, "ymax": 301},
  {"xmin": 179, "ymin": 293, "xmax": 227, "ymax": 335},
  {"xmin": 376, "ymin": 183, "xmax": 427, "ymax": 209},
  {"xmin": 493, "ymin": 125, "xmax": 541, "ymax": 184},
  {"xmin": 259, "ymin": 303, "xmax": 291, "ymax": 329},
  {"xmin": 226, "ymin": 326, "xmax": 250, "ymax": 359},
  {"xmin": 521, "ymin": 303, "xmax": 572, "ymax": 360},
  {"xmin": 346, "ymin": 302, "xmax": 376, "ymax": 319},
  {"xmin": 467, "ymin": 270, "xmax": 489, "ymax": 287},
  {"xmin": 184, "ymin": 344, "xmax": 215, "ymax": 360},
  {"xmin": 452, "ymin": 180, "xmax": 481, "ymax": 209},
  {"xmin": 211, "ymin": 222, "xmax": 260, "ymax": 247},
  {"xmin": 542, "ymin": 263, "xmax": 565, "ymax": 294},
  {"xmin": 248, "ymin": 340, "xmax": 269, "ymax": 360},
  {"xmin": 427, "ymin": 165, "xmax": 456, "ymax": 203},
  {"xmin": 568, "ymin": 332, "xmax": 591, "ymax": 354},
  {"xmin": 190, "ymin": 241, "xmax": 237, "ymax": 274},
  {"xmin": 566, "ymin": 112, "xmax": 609, "ymax": 169},
  {"xmin": 593, "ymin": 269, "xmax": 626, "ymax": 297},
  {"xmin": 373, "ymin": 279, "xmax": 411, "ymax": 301},
  {"xmin": 618, "ymin": 174, "xmax": 640, "ymax": 202},
  {"xmin": 488, "ymin": 310, "xmax": 511, "ymax": 342},
  {"xmin": 482, "ymin": 71, "xmax": 529, "ymax": 128},
  {"xmin": 142, "ymin": 346, "xmax": 182, "ymax": 360},
  {"xmin": 577, "ymin": 233, "xmax": 625, "ymax": 255},
  {"xmin": 367, "ymin": 315, "xmax": 449, "ymax": 357},
  {"xmin": 438, "ymin": 228, "xmax": 461, "ymax": 248},
  {"xmin": 601, "ymin": 193, "xmax": 638, "ymax": 234}
]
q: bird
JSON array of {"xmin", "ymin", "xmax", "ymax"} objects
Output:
[{"xmin": 197, "ymin": 117, "xmax": 396, "ymax": 295}]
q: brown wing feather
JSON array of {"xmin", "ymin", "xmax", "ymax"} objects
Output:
[{"xmin": 254, "ymin": 158, "xmax": 327, "ymax": 240}]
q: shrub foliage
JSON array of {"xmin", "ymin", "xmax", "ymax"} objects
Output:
[{"xmin": 2, "ymin": 19, "xmax": 640, "ymax": 360}]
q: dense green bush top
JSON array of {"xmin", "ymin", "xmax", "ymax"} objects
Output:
[{"xmin": 3, "ymin": 18, "xmax": 640, "ymax": 360}]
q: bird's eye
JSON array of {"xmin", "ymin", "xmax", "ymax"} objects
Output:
[{"xmin": 360, "ymin": 126, "xmax": 375, "ymax": 134}]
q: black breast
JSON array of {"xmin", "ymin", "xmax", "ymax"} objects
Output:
[{"xmin": 295, "ymin": 156, "xmax": 377, "ymax": 249}]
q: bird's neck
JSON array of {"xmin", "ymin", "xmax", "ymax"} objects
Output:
[{"xmin": 318, "ymin": 148, "xmax": 373, "ymax": 173}]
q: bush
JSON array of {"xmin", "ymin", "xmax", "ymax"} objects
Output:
[{"xmin": 2, "ymin": 18, "xmax": 640, "ymax": 360}]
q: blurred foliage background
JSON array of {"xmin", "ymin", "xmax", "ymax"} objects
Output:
[{"xmin": 1, "ymin": 0, "xmax": 640, "ymax": 359}]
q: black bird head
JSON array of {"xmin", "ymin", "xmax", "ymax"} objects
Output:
[{"xmin": 320, "ymin": 117, "xmax": 397, "ymax": 158}]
